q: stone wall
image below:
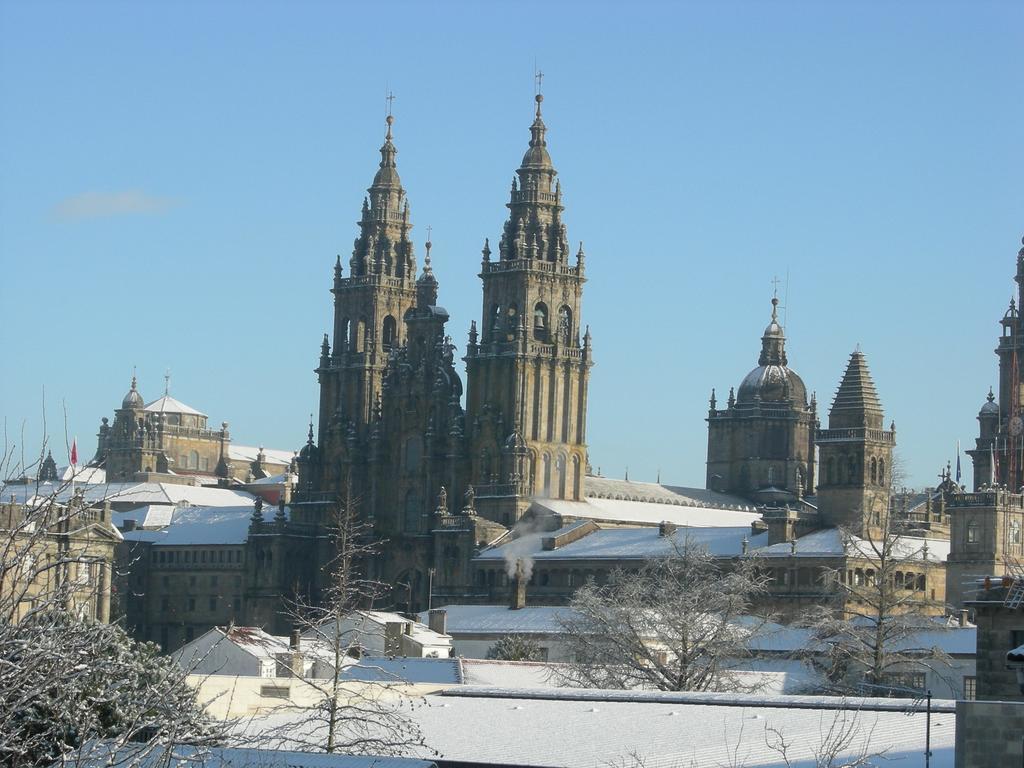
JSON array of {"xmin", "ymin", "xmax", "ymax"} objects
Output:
[{"xmin": 955, "ymin": 700, "xmax": 1024, "ymax": 767}]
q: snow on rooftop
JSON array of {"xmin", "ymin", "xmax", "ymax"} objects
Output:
[
  {"xmin": 229, "ymin": 444, "xmax": 296, "ymax": 467},
  {"xmin": 583, "ymin": 476, "xmax": 754, "ymax": 509},
  {"xmin": 112, "ymin": 504, "xmax": 174, "ymax": 529},
  {"xmin": 475, "ymin": 525, "xmax": 769, "ymax": 563},
  {"xmin": 2, "ymin": 480, "xmax": 255, "ymax": 509},
  {"xmin": 143, "ymin": 394, "xmax": 207, "ymax": 417},
  {"xmin": 238, "ymin": 688, "xmax": 956, "ymax": 768},
  {"xmin": 460, "ymin": 659, "xmax": 566, "ymax": 689},
  {"xmin": 421, "ymin": 605, "xmax": 579, "ymax": 635},
  {"xmin": 533, "ymin": 496, "xmax": 762, "ymax": 527},
  {"xmin": 120, "ymin": 503, "xmax": 266, "ymax": 545},
  {"xmin": 755, "ymin": 528, "xmax": 950, "ymax": 562}
]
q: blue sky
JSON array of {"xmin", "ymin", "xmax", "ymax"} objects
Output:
[{"xmin": 1, "ymin": 0, "xmax": 1021, "ymax": 489}]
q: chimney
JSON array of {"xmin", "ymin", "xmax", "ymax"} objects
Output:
[
  {"xmin": 510, "ymin": 559, "xmax": 527, "ymax": 610},
  {"xmin": 122, "ymin": 519, "xmax": 137, "ymax": 532},
  {"xmin": 659, "ymin": 521, "xmax": 677, "ymax": 538},
  {"xmin": 958, "ymin": 608, "xmax": 969, "ymax": 628},
  {"xmin": 290, "ymin": 629, "xmax": 301, "ymax": 650},
  {"xmin": 428, "ymin": 609, "xmax": 447, "ymax": 635},
  {"xmin": 384, "ymin": 621, "xmax": 403, "ymax": 656}
]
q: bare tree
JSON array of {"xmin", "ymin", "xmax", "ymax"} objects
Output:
[
  {"xmin": 556, "ymin": 538, "xmax": 772, "ymax": 692},
  {"xmin": 0, "ymin": 435, "xmax": 222, "ymax": 767},
  {"xmin": 800, "ymin": 456, "xmax": 951, "ymax": 696},
  {"xmin": 486, "ymin": 634, "xmax": 546, "ymax": 661},
  {"xmin": 253, "ymin": 495, "xmax": 430, "ymax": 756}
]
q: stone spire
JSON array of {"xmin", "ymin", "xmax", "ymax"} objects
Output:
[
  {"xmin": 497, "ymin": 91, "xmax": 570, "ymax": 264},
  {"xmin": 350, "ymin": 114, "xmax": 415, "ymax": 280},
  {"xmin": 758, "ymin": 296, "xmax": 787, "ymax": 366},
  {"xmin": 416, "ymin": 232, "xmax": 438, "ymax": 307},
  {"xmin": 829, "ymin": 349, "xmax": 884, "ymax": 430}
]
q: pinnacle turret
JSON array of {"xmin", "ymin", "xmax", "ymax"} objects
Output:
[
  {"xmin": 350, "ymin": 114, "xmax": 415, "ymax": 280},
  {"xmin": 757, "ymin": 296, "xmax": 787, "ymax": 367},
  {"xmin": 498, "ymin": 91, "xmax": 570, "ymax": 264}
]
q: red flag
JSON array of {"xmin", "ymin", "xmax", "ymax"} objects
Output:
[{"xmin": 70, "ymin": 439, "xmax": 78, "ymax": 467}]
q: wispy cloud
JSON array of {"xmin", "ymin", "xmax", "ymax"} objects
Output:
[{"xmin": 52, "ymin": 190, "xmax": 178, "ymax": 220}]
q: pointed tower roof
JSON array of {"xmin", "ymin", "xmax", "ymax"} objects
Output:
[
  {"xmin": 349, "ymin": 112, "xmax": 415, "ymax": 280},
  {"xmin": 828, "ymin": 349, "xmax": 885, "ymax": 430},
  {"xmin": 520, "ymin": 93, "xmax": 553, "ymax": 170},
  {"xmin": 499, "ymin": 88, "xmax": 570, "ymax": 264},
  {"xmin": 758, "ymin": 296, "xmax": 787, "ymax": 366},
  {"xmin": 121, "ymin": 375, "xmax": 144, "ymax": 409},
  {"xmin": 372, "ymin": 114, "xmax": 402, "ymax": 189},
  {"xmin": 736, "ymin": 296, "xmax": 805, "ymax": 406}
]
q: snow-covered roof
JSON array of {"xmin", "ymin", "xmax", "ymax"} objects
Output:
[
  {"xmin": 746, "ymin": 619, "xmax": 976, "ymax": 656},
  {"xmin": 531, "ymin": 497, "xmax": 762, "ymax": 527},
  {"xmin": 229, "ymin": 444, "xmax": 296, "ymax": 467},
  {"xmin": 112, "ymin": 504, "xmax": 174, "ymax": 529},
  {"xmin": 1, "ymin": 480, "xmax": 255, "ymax": 509},
  {"xmin": 583, "ymin": 476, "xmax": 754, "ymax": 510},
  {"xmin": 120, "ymin": 504, "xmax": 268, "ymax": 545},
  {"xmin": 475, "ymin": 524, "xmax": 769, "ymax": 564},
  {"xmin": 238, "ymin": 688, "xmax": 956, "ymax": 768},
  {"xmin": 144, "ymin": 394, "xmax": 207, "ymax": 416},
  {"xmin": 754, "ymin": 528, "xmax": 950, "ymax": 563},
  {"xmin": 460, "ymin": 659, "xmax": 565, "ymax": 689},
  {"xmin": 247, "ymin": 472, "xmax": 298, "ymax": 486},
  {"xmin": 304, "ymin": 611, "xmax": 451, "ymax": 648},
  {"xmin": 420, "ymin": 605, "xmax": 580, "ymax": 635},
  {"xmin": 58, "ymin": 465, "xmax": 107, "ymax": 484}
]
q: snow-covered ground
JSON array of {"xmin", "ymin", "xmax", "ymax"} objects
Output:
[{"xmin": 233, "ymin": 687, "xmax": 955, "ymax": 767}]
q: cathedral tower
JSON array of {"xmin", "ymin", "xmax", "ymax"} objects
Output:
[
  {"xmin": 465, "ymin": 92, "xmax": 593, "ymax": 525},
  {"xmin": 314, "ymin": 114, "xmax": 420, "ymax": 499},
  {"xmin": 968, "ymin": 237, "xmax": 1024, "ymax": 490},
  {"xmin": 706, "ymin": 296, "xmax": 816, "ymax": 503},
  {"xmin": 815, "ymin": 350, "xmax": 895, "ymax": 536}
]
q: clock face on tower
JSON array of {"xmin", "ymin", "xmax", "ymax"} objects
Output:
[{"xmin": 1011, "ymin": 415, "xmax": 1024, "ymax": 437}]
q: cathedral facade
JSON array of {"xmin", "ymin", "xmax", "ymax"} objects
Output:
[{"xmin": 290, "ymin": 93, "xmax": 592, "ymax": 614}]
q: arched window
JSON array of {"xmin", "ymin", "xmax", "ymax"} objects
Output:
[
  {"xmin": 506, "ymin": 303, "xmax": 519, "ymax": 333},
  {"xmin": 490, "ymin": 304, "xmax": 500, "ymax": 337},
  {"xmin": 529, "ymin": 451, "xmax": 538, "ymax": 494},
  {"xmin": 542, "ymin": 453, "xmax": 552, "ymax": 496},
  {"xmin": 572, "ymin": 455, "xmax": 582, "ymax": 500},
  {"xmin": 967, "ymin": 519, "xmax": 979, "ymax": 544},
  {"xmin": 533, "ymin": 303, "xmax": 549, "ymax": 341},
  {"xmin": 557, "ymin": 305, "xmax": 572, "ymax": 344},
  {"xmin": 916, "ymin": 574, "xmax": 926, "ymax": 592},
  {"xmin": 189, "ymin": 450, "xmax": 199, "ymax": 470},
  {"xmin": 556, "ymin": 454, "xmax": 567, "ymax": 499},
  {"xmin": 870, "ymin": 457, "xmax": 878, "ymax": 484},
  {"xmin": 382, "ymin": 315, "xmax": 397, "ymax": 349},
  {"xmin": 878, "ymin": 459, "xmax": 885, "ymax": 486},
  {"xmin": 826, "ymin": 458, "xmax": 835, "ymax": 485},
  {"xmin": 847, "ymin": 456, "xmax": 858, "ymax": 485},
  {"xmin": 339, "ymin": 318, "xmax": 349, "ymax": 352},
  {"xmin": 404, "ymin": 489, "xmax": 420, "ymax": 532}
]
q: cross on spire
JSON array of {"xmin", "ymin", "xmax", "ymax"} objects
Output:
[
  {"xmin": 164, "ymin": 369, "xmax": 171, "ymax": 395},
  {"xmin": 385, "ymin": 90, "xmax": 395, "ymax": 117},
  {"xmin": 771, "ymin": 275, "xmax": 781, "ymax": 298},
  {"xmin": 534, "ymin": 69, "xmax": 544, "ymax": 95}
]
